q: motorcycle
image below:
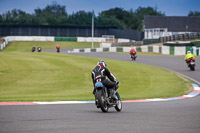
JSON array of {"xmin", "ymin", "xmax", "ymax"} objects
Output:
[
  {"xmin": 56, "ymin": 48, "xmax": 60, "ymax": 53},
  {"xmin": 32, "ymin": 47, "xmax": 36, "ymax": 52},
  {"xmin": 186, "ymin": 58, "xmax": 195, "ymax": 71},
  {"xmin": 94, "ymin": 81, "xmax": 122, "ymax": 112},
  {"xmin": 130, "ymin": 53, "xmax": 137, "ymax": 61},
  {"xmin": 37, "ymin": 47, "xmax": 42, "ymax": 52}
]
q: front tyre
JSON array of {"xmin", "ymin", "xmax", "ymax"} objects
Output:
[
  {"xmin": 115, "ymin": 92, "xmax": 122, "ymax": 112},
  {"xmin": 115, "ymin": 100, "xmax": 122, "ymax": 112}
]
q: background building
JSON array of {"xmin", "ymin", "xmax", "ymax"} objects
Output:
[{"xmin": 143, "ymin": 16, "xmax": 200, "ymax": 39}]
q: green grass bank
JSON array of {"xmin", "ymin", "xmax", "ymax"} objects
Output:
[{"xmin": 0, "ymin": 41, "xmax": 192, "ymax": 101}]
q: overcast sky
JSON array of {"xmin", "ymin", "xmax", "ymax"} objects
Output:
[{"xmin": 0, "ymin": 0, "xmax": 199, "ymax": 16}]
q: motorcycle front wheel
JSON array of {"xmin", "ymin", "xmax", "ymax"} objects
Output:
[
  {"xmin": 115, "ymin": 100, "xmax": 122, "ymax": 112},
  {"xmin": 115, "ymin": 92, "xmax": 122, "ymax": 112}
]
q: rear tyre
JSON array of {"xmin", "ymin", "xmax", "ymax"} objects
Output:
[
  {"xmin": 190, "ymin": 65, "xmax": 195, "ymax": 71},
  {"xmin": 97, "ymin": 90, "xmax": 108, "ymax": 112}
]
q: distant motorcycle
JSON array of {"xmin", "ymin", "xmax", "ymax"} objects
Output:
[
  {"xmin": 56, "ymin": 45, "xmax": 60, "ymax": 53},
  {"xmin": 32, "ymin": 47, "xmax": 36, "ymax": 52},
  {"xmin": 37, "ymin": 47, "xmax": 42, "ymax": 52},
  {"xmin": 186, "ymin": 58, "xmax": 195, "ymax": 71},
  {"xmin": 130, "ymin": 53, "xmax": 137, "ymax": 61},
  {"xmin": 94, "ymin": 81, "xmax": 122, "ymax": 112}
]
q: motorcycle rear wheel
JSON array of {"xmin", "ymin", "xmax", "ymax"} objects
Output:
[
  {"xmin": 190, "ymin": 65, "xmax": 195, "ymax": 71},
  {"xmin": 131, "ymin": 56, "xmax": 136, "ymax": 61},
  {"xmin": 97, "ymin": 90, "xmax": 109, "ymax": 112}
]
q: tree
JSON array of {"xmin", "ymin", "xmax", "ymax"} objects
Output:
[
  {"xmin": 99, "ymin": 8, "xmax": 134, "ymax": 29},
  {"xmin": 0, "ymin": 9, "xmax": 34, "ymax": 24},
  {"xmin": 68, "ymin": 11, "xmax": 93, "ymax": 25},
  {"xmin": 134, "ymin": 6, "xmax": 165, "ymax": 31},
  {"xmin": 188, "ymin": 11, "xmax": 200, "ymax": 16},
  {"xmin": 0, "ymin": 3, "xmax": 165, "ymax": 31},
  {"xmin": 99, "ymin": 7, "xmax": 165, "ymax": 31},
  {"xmin": 34, "ymin": 2, "xmax": 68, "ymax": 24},
  {"xmin": 0, "ymin": 15, "xmax": 2, "ymax": 23},
  {"xmin": 96, "ymin": 15, "xmax": 125, "ymax": 29}
]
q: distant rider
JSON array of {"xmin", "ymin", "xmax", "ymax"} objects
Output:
[
  {"xmin": 37, "ymin": 47, "xmax": 42, "ymax": 52},
  {"xmin": 32, "ymin": 47, "xmax": 36, "ymax": 52},
  {"xmin": 130, "ymin": 47, "xmax": 137, "ymax": 58},
  {"xmin": 185, "ymin": 51, "xmax": 195, "ymax": 66},
  {"xmin": 56, "ymin": 45, "xmax": 60, "ymax": 53},
  {"xmin": 91, "ymin": 60, "xmax": 119, "ymax": 98}
]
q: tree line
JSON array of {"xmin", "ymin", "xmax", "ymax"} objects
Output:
[{"xmin": 0, "ymin": 2, "xmax": 199, "ymax": 31}]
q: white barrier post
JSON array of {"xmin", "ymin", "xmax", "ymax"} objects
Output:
[
  {"xmin": 123, "ymin": 47, "xmax": 131, "ymax": 52},
  {"xmin": 153, "ymin": 46, "xmax": 159, "ymax": 53},
  {"xmin": 162, "ymin": 46, "xmax": 170, "ymax": 55},
  {"xmin": 174, "ymin": 46, "xmax": 186, "ymax": 55},
  {"xmin": 109, "ymin": 47, "xmax": 116, "ymax": 52},
  {"xmin": 73, "ymin": 49, "xmax": 80, "ymax": 53},
  {"xmin": 141, "ymin": 46, "xmax": 148, "ymax": 52},
  {"xmin": 85, "ymin": 48, "xmax": 91, "ymax": 53},
  {"xmin": 96, "ymin": 48, "xmax": 103, "ymax": 52}
]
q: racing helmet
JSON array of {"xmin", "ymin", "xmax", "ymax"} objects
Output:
[
  {"xmin": 187, "ymin": 51, "xmax": 191, "ymax": 54},
  {"xmin": 97, "ymin": 60, "xmax": 107, "ymax": 67}
]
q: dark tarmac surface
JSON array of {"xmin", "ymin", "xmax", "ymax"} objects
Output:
[{"xmin": 1, "ymin": 50, "xmax": 200, "ymax": 133}]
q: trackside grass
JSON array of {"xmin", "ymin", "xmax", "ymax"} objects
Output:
[
  {"xmin": 3, "ymin": 41, "xmax": 99, "ymax": 52},
  {"xmin": 0, "ymin": 42, "xmax": 192, "ymax": 101}
]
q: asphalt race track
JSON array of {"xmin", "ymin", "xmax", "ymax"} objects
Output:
[{"xmin": 0, "ymin": 51, "xmax": 200, "ymax": 133}]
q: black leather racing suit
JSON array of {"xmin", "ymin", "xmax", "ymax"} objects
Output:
[{"xmin": 92, "ymin": 64, "xmax": 117, "ymax": 96}]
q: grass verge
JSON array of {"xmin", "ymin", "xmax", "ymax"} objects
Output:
[
  {"xmin": 0, "ymin": 51, "xmax": 192, "ymax": 101},
  {"xmin": 3, "ymin": 41, "xmax": 99, "ymax": 52}
]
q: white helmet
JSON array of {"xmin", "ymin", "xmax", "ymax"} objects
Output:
[{"xmin": 187, "ymin": 51, "xmax": 191, "ymax": 54}]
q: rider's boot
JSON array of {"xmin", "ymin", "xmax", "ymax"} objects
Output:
[{"xmin": 112, "ymin": 91, "xmax": 118, "ymax": 100}]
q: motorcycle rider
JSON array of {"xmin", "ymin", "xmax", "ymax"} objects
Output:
[
  {"xmin": 32, "ymin": 46, "xmax": 36, "ymax": 52},
  {"xmin": 185, "ymin": 51, "xmax": 195, "ymax": 66},
  {"xmin": 56, "ymin": 44, "xmax": 60, "ymax": 53},
  {"xmin": 37, "ymin": 47, "xmax": 42, "ymax": 52},
  {"xmin": 91, "ymin": 60, "xmax": 119, "ymax": 99},
  {"xmin": 130, "ymin": 47, "xmax": 137, "ymax": 58}
]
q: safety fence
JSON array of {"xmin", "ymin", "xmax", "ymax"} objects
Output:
[
  {"xmin": 70, "ymin": 46, "xmax": 200, "ymax": 56},
  {"xmin": 144, "ymin": 32, "xmax": 200, "ymax": 45},
  {"xmin": 0, "ymin": 24, "xmax": 144, "ymax": 41},
  {"xmin": 160, "ymin": 33, "xmax": 200, "ymax": 43}
]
